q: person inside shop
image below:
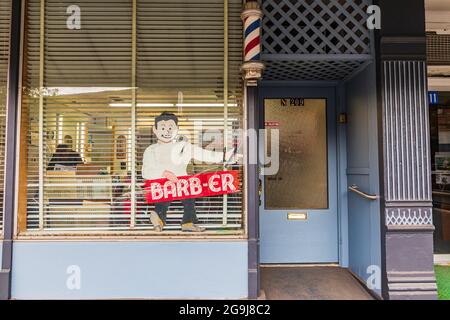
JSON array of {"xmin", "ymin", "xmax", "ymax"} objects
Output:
[
  {"xmin": 142, "ymin": 111, "xmax": 238, "ymax": 232},
  {"xmin": 47, "ymin": 143, "xmax": 84, "ymax": 171}
]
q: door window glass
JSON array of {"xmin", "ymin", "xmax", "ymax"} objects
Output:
[{"xmin": 264, "ymin": 98, "xmax": 328, "ymax": 210}]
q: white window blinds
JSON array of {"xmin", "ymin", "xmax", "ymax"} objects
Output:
[{"xmin": 21, "ymin": 0, "xmax": 244, "ymax": 234}]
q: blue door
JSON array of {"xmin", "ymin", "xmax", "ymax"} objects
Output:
[{"xmin": 259, "ymin": 86, "xmax": 339, "ymax": 263}]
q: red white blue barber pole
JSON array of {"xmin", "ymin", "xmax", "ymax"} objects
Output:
[
  {"xmin": 243, "ymin": 7, "xmax": 261, "ymax": 61},
  {"xmin": 241, "ymin": 1, "xmax": 265, "ymax": 81}
]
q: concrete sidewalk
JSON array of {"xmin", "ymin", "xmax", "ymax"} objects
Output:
[{"xmin": 261, "ymin": 266, "xmax": 375, "ymax": 300}]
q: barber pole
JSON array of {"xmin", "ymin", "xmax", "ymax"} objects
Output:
[
  {"xmin": 243, "ymin": 7, "xmax": 261, "ymax": 61},
  {"xmin": 241, "ymin": 1, "xmax": 265, "ymax": 81}
]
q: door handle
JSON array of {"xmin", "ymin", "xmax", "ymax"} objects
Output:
[{"xmin": 348, "ymin": 184, "xmax": 378, "ymax": 201}]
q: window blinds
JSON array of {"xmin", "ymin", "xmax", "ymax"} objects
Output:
[
  {"xmin": 0, "ymin": 0, "xmax": 11, "ymax": 232},
  {"xmin": 21, "ymin": 0, "xmax": 243, "ymax": 233}
]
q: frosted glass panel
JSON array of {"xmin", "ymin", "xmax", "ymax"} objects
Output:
[{"xmin": 264, "ymin": 98, "xmax": 328, "ymax": 209}]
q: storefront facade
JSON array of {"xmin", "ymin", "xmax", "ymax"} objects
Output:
[
  {"xmin": 426, "ymin": 1, "xmax": 450, "ymax": 265},
  {"xmin": 0, "ymin": 0, "xmax": 441, "ymax": 300}
]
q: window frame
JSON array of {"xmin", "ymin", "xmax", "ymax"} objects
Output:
[
  {"xmin": 0, "ymin": 0, "xmax": 12, "ymax": 238},
  {"xmin": 16, "ymin": 0, "xmax": 248, "ymax": 239}
]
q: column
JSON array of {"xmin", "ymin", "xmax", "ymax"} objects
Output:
[
  {"xmin": 0, "ymin": 0, "xmax": 22, "ymax": 300},
  {"xmin": 377, "ymin": 0, "xmax": 438, "ymax": 300},
  {"xmin": 241, "ymin": 0, "xmax": 264, "ymax": 299}
]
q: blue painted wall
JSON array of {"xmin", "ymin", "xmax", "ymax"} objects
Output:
[
  {"xmin": 11, "ymin": 241, "xmax": 248, "ymax": 299},
  {"xmin": 345, "ymin": 63, "xmax": 382, "ymax": 297},
  {"xmin": 337, "ymin": 84, "xmax": 349, "ymax": 267}
]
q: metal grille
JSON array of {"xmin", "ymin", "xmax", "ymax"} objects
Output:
[
  {"xmin": 427, "ymin": 33, "xmax": 450, "ymax": 65},
  {"xmin": 260, "ymin": 0, "xmax": 373, "ymax": 81},
  {"xmin": 264, "ymin": 59, "xmax": 367, "ymax": 81}
]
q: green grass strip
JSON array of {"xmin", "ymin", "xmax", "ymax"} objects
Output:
[{"xmin": 435, "ymin": 265, "xmax": 450, "ymax": 300}]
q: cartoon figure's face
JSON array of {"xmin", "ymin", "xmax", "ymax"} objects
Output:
[{"xmin": 153, "ymin": 119, "xmax": 179, "ymax": 143}]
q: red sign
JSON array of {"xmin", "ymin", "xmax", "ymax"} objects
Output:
[
  {"xmin": 144, "ymin": 170, "xmax": 240, "ymax": 204},
  {"xmin": 264, "ymin": 121, "xmax": 279, "ymax": 128}
]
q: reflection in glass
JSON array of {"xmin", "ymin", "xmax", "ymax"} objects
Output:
[
  {"xmin": 20, "ymin": 0, "xmax": 244, "ymax": 233},
  {"xmin": 430, "ymin": 92, "xmax": 450, "ymax": 254}
]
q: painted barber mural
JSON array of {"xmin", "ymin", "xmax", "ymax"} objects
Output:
[{"xmin": 142, "ymin": 112, "xmax": 241, "ymax": 232}]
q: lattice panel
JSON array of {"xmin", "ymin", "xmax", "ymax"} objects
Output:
[
  {"xmin": 386, "ymin": 208, "xmax": 433, "ymax": 226},
  {"xmin": 263, "ymin": 59, "xmax": 366, "ymax": 81},
  {"xmin": 262, "ymin": 0, "xmax": 371, "ymax": 55}
]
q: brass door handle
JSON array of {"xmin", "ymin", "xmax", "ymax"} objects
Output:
[{"xmin": 348, "ymin": 184, "xmax": 378, "ymax": 201}]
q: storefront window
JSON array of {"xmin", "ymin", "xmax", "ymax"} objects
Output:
[
  {"xmin": 0, "ymin": 0, "xmax": 11, "ymax": 232},
  {"xmin": 430, "ymin": 92, "xmax": 450, "ymax": 254},
  {"xmin": 20, "ymin": 0, "xmax": 244, "ymax": 234}
]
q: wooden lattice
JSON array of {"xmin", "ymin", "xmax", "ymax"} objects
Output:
[
  {"xmin": 260, "ymin": 0, "xmax": 373, "ymax": 81},
  {"xmin": 262, "ymin": 0, "xmax": 371, "ymax": 54}
]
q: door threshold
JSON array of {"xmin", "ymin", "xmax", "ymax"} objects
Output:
[
  {"xmin": 260, "ymin": 263, "xmax": 339, "ymax": 268},
  {"xmin": 260, "ymin": 265, "xmax": 375, "ymax": 300}
]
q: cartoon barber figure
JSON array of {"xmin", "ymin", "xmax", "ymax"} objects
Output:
[{"xmin": 142, "ymin": 112, "xmax": 237, "ymax": 232}]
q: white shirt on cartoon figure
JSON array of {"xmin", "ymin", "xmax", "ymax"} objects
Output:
[{"xmin": 141, "ymin": 140, "xmax": 235, "ymax": 181}]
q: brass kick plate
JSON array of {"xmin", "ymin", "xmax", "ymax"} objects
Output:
[{"xmin": 288, "ymin": 212, "xmax": 308, "ymax": 221}]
